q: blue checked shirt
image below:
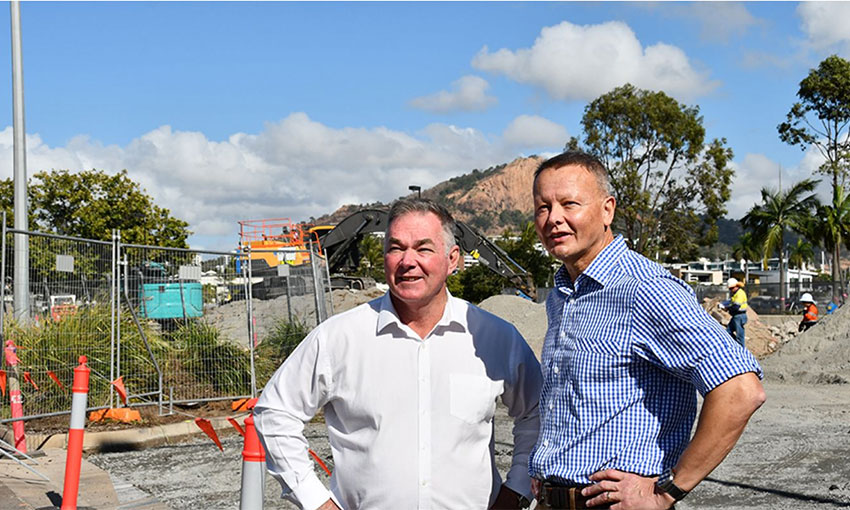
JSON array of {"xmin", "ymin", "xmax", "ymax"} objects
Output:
[{"xmin": 529, "ymin": 236, "xmax": 762, "ymax": 483}]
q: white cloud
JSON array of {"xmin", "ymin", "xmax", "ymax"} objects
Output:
[
  {"xmin": 0, "ymin": 114, "xmax": 570, "ymax": 250},
  {"xmin": 728, "ymin": 150, "xmax": 831, "ymax": 220},
  {"xmin": 409, "ymin": 75, "xmax": 497, "ymax": 113},
  {"xmin": 502, "ymin": 115, "xmax": 568, "ymax": 148},
  {"xmin": 798, "ymin": 2, "xmax": 850, "ymax": 49},
  {"xmin": 472, "ymin": 20, "xmax": 718, "ymax": 102}
]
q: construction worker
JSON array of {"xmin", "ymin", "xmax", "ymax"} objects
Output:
[
  {"xmin": 799, "ymin": 293, "xmax": 819, "ymax": 332},
  {"xmin": 723, "ymin": 278, "xmax": 748, "ymax": 348}
]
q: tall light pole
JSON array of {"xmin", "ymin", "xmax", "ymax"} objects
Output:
[
  {"xmin": 11, "ymin": 1, "xmax": 29, "ymax": 322},
  {"xmin": 408, "ymin": 185, "xmax": 421, "ymax": 198}
]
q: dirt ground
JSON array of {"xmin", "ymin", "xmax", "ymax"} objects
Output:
[
  {"xmin": 84, "ymin": 379, "xmax": 850, "ymax": 509},
  {"xmin": 62, "ymin": 294, "xmax": 850, "ymax": 508}
]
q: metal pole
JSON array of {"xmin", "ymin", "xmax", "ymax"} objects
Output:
[
  {"xmin": 10, "ymin": 1, "xmax": 29, "ymax": 323},
  {"xmin": 243, "ymin": 247, "xmax": 256, "ymax": 397},
  {"xmin": 1, "ymin": 211, "xmax": 7, "ymax": 339},
  {"xmin": 109, "ymin": 229, "xmax": 116, "ymax": 409},
  {"xmin": 310, "ymin": 242, "xmax": 325, "ymax": 324}
]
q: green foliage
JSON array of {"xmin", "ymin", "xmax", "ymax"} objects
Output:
[
  {"xmin": 498, "ymin": 209, "xmax": 529, "ymax": 231},
  {"xmin": 352, "ymin": 234, "xmax": 385, "ymax": 283},
  {"xmin": 788, "ymin": 238, "xmax": 815, "ymax": 270},
  {"xmin": 448, "ymin": 222, "xmax": 555, "ymax": 302},
  {"xmin": 165, "ymin": 321, "xmax": 252, "ymax": 396},
  {"xmin": 579, "ymin": 84, "xmax": 734, "ymax": 261},
  {"xmin": 448, "ymin": 263, "xmax": 503, "ymax": 304},
  {"xmin": 255, "ymin": 319, "xmax": 310, "ymax": 386},
  {"xmin": 3, "ymin": 304, "xmax": 169, "ymax": 415},
  {"xmin": 435, "ymin": 164, "xmax": 505, "ymax": 198},
  {"xmin": 0, "ymin": 169, "xmax": 191, "ymax": 246},
  {"xmin": 778, "ymin": 55, "xmax": 850, "ymax": 190}
]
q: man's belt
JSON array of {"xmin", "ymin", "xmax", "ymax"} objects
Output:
[{"xmin": 537, "ymin": 481, "xmax": 611, "ymax": 510}]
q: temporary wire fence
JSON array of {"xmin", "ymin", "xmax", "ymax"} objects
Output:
[{"xmin": 0, "ymin": 229, "xmax": 332, "ymax": 424}]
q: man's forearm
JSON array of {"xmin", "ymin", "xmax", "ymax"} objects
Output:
[{"xmin": 672, "ymin": 372, "xmax": 765, "ymax": 491}]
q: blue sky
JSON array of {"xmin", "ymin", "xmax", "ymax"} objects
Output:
[{"xmin": 0, "ymin": 1, "xmax": 848, "ymax": 250}]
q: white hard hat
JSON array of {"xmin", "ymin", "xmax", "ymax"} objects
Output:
[
  {"xmin": 727, "ymin": 277, "xmax": 739, "ymax": 288},
  {"xmin": 800, "ymin": 293, "xmax": 814, "ymax": 303}
]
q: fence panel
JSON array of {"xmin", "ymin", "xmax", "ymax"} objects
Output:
[
  {"xmin": 1, "ymin": 231, "xmax": 114, "ymax": 421},
  {"xmin": 693, "ymin": 281, "xmax": 840, "ymax": 315},
  {"xmin": 247, "ymin": 246, "xmax": 333, "ymax": 388},
  {"xmin": 120, "ymin": 243, "xmax": 255, "ymax": 405}
]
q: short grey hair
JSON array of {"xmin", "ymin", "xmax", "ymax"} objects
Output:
[
  {"xmin": 384, "ymin": 198, "xmax": 457, "ymax": 254},
  {"xmin": 534, "ymin": 150, "xmax": 613, "ymax": 197}
]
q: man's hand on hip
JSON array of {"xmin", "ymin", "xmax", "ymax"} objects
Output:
[{"xmin": 584, "ymin": 469, "xmax": 675, "ymax": 509}]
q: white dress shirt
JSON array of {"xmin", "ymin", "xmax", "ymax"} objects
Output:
[{"xmin": 254, "ymin": 292, "xmax": 542, "ymax": 510}]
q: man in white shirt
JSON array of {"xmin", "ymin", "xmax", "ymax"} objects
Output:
[{"xmin": 254, "ymin": 198, "xmax": 542, "ymax": 510}]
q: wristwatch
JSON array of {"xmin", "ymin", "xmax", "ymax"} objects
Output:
[{"xmin": 656, "ymin": 468, "xmax": 689, "ymax": 501}]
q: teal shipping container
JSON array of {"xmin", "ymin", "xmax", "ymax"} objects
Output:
[{"xmin": 139, "ymin": 282, "xmax": 203, "ymax": 319}]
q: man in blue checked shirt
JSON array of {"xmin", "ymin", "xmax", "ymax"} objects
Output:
[{"xmin": 528, "ymin": 151, "xmax": 766, "ymax": 510}]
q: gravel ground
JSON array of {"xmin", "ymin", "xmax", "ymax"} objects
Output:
[{"xmin": 87, "ymin": 380, "xmax": 850, "ymax": 509}]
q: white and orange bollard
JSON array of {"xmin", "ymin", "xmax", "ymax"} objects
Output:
[
  {"xmin": 240, "ymin": 414, "xmax": 265, "ymax": 510},
  {"xmin": 4, "ymin": 339, "xmax": 26, "ymax": 453},
  {"xmin": 61, "ymin": 355, "xmax": 90, "ymax": 510}
]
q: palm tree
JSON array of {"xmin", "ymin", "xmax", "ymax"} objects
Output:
[
  {"xmin": 732, "ymin": 231, "xmax": 761, "ymax": 285},
  {"xmin": 788, "ymin": 237, "xmax": 814, "ymax": 303},
  {"xmin": 814, "ymin": 184, "xmax": 850, "ymax": 304},
  {"xmin": 742, "ymin": 178, "xmax": 820, "ymax": 311}
]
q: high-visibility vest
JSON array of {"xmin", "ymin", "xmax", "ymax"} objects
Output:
[
  {"xmin": 803, "ymin": 303, "xmax": 818, "ymax": 323},
  {"xmin": 730, "ymin": 287, "xmax": 748, "ymax": 312}
]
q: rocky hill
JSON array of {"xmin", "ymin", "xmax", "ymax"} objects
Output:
[{"xmin": 314, "ymin": 156, "xmax": 543, "ymax": 236}]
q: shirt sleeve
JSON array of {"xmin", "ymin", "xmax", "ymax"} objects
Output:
[
  {"xmin": 631, "ymin": 275, "xmax": 763, "ymax": 396},
  {"xmin": 499, "ymin": 327, "xmax": 542, "ymax": 500},
  {"xmin": 253, "ymin": 328, "xmax": 336, "ymax": 510}
]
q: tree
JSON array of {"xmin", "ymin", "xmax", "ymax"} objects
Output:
[
  {"xmin": 779, "ymin": 55, "xmax": 850, "ymax": 301},
  {"xmin": 0, "ymin": 169, "xmax": 191, "ymax": 247},
  {"xmin": 741, "ymin": 179, "xmax": 820, "ymax": 310},
  {"xmin": 812, "ymin": 184, "xmax": 850, "ymax": 303},
  {"xmin": 580, "ymin": 84, "xmax": 734, "ymax": 260},
  {"xmin": 779, "ymin": 55, "xmax": 850, "ymax": 191},
  {"xmin": 788, "ymin": 237, "xmax": 814, "ymax": 299},
  {"xmin": 732, "ymin": 231, "xmax": 761, "ymax": 285}
]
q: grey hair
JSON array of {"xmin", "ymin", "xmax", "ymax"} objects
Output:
[
  {"xmin": 384, "ymin": 198, "xmax": 457, "ymax": 254},
  {"xmin": 534, "ymin": 150, "xmax": 613, "ymax": 197}
]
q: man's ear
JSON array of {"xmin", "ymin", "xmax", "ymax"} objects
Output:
[
  {"xmin": 447, "ymin": 245, "xmax": 460, "ymax": 275},
  {"xmin": 602, "ymin": 195, "xmax": 616, "ymax": 229}
]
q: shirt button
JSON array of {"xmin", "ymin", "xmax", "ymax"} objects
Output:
[
  {"xmin": 553, "ymin": 366, "xmax": 560, "ymax": 374},
  {"xmin": 421, "ymin": 481, "xmax": 428, "ymax": 487},
  {"xmin": 543, "ymin": 440, "xmax": 549, "ymax": 447},
  {"xmin": 548, "ymin": 403, "xmax": 553, "ymax": 410}
]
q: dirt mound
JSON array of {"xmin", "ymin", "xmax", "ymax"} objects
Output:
[
  {"xmin": 477, "ymin": 295, "xmax": 547, "ymax": 359},
  {"xmin": 760, "ymin": 302, "xmax": 850, "ymax": 384},
  {"xmin": 331, "ymin": 287, "xmax": 386, "ymax": 314},
  {"xmin": 701, "ymin": 297, "xmax": 779, "ymax": 359}
]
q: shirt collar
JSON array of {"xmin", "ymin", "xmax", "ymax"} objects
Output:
[
  {"xmin": 554, "ymin": 235, "xmax": 627, "ymax": 291},
  {"xmin": 376, "ymin": 290, "xmax": 467, "ymax": 338}
]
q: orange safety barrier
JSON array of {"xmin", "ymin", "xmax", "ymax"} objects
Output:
[
  {"xmin": 0, "ymin": 369, "xmax": 6, "ymax": 396},
  {"xmin": 61, "ymin": 355, "xmax": 90, "ymax": 510}
]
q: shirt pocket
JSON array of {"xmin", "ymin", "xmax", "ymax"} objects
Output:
[{"xmin": 449, "ymin": 374, "xmax": 503, "ymax": 424}]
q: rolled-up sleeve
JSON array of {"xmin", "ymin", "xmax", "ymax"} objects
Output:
[
  {"xmin": 254, "ymin": 329, "xmax": 335, "ymax": 510},
  {"xmin": 632, "ymin": 276, "xmax": 763, "ymax": 396}
]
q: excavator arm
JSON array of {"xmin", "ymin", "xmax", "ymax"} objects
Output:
[{"xmin": 317, "ymin": 209, "xmax": 536, "ymax": 299}]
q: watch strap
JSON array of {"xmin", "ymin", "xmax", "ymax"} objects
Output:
[{"xmin": 656, "ymin": 468, "xmax": 689, "ymax": 501}]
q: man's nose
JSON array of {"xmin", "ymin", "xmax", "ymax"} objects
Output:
[{"xmin": 547, "ymin": 204, "xmax": 565, "ymax": 226}]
